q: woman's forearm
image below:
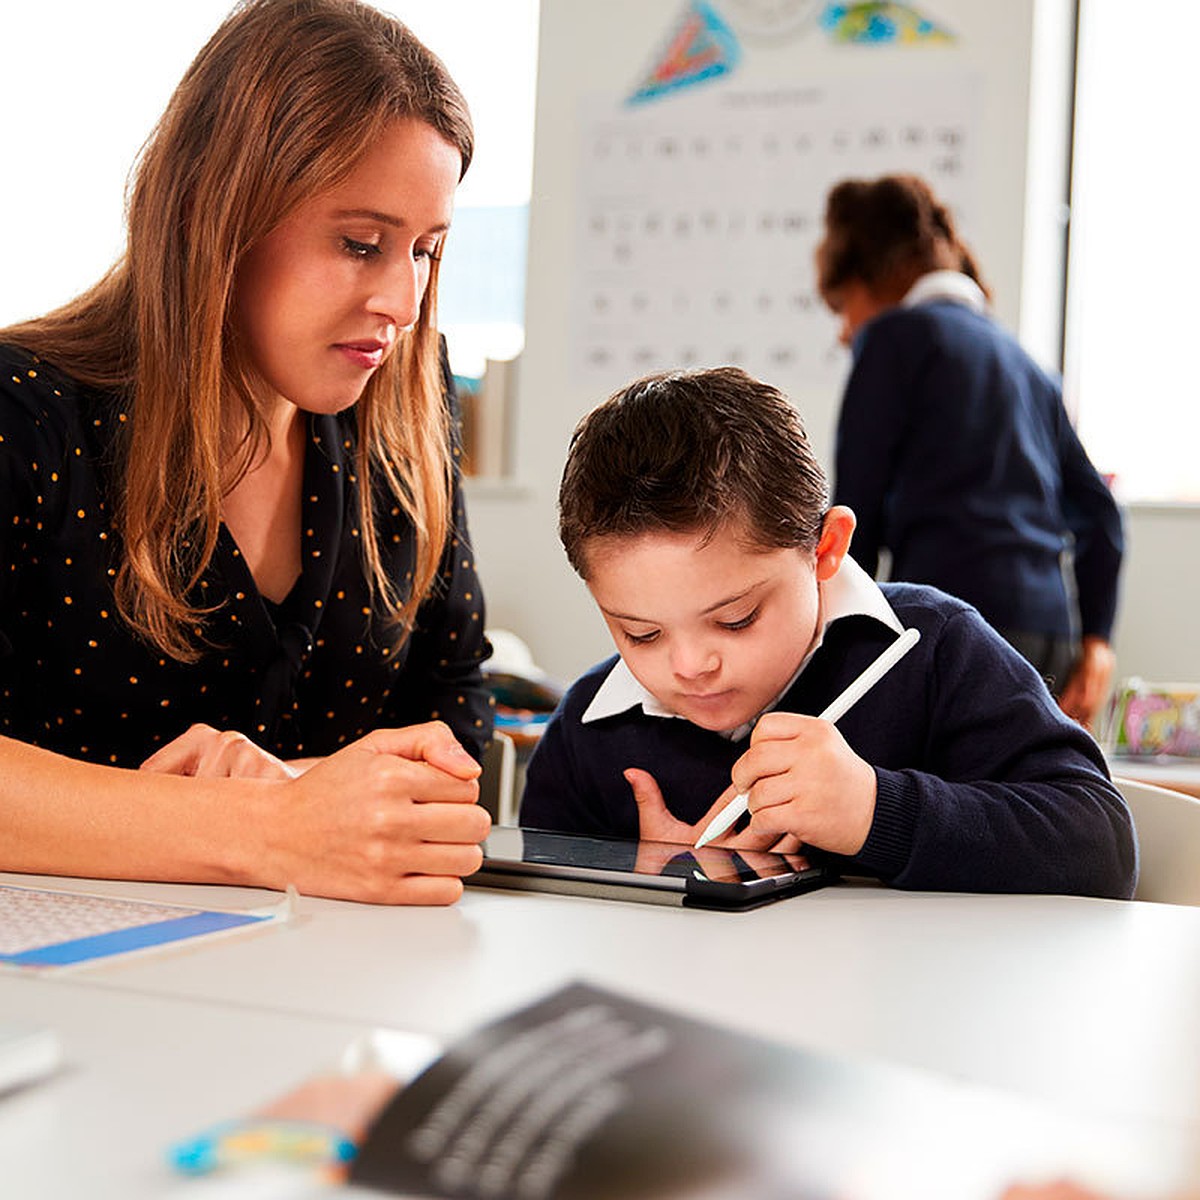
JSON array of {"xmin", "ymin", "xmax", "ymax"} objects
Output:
[{"xmin": 0, "ymin": 736, "xmax": 268, "ymax": 884}]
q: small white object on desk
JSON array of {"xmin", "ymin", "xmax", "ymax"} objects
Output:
[
  {"xmin": 0, "ymin": 1021, "xmax": 62, "ymax": 1094},
  {"xmin": 694, "ymin": 627, "xmax": 922, "ymax": 849}
]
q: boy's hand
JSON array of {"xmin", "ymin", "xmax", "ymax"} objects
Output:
[
  {"xmin": 623, "ymin": 768, "xmax": 803, "ymax": 874},
  {"xmin": 731, "ymin": 712, "xmax": 877, "ymax": 856}
]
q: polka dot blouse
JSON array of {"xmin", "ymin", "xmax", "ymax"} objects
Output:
[{"xmin": 0, "ymin": 343, "xmax": 494, "ymax": 767}]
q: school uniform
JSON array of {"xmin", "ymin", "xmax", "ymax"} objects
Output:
[
  {"xmin": 832, "ymin": 271, "xmax": 1124, "ymax": 690},
  {"xmin": 520, "ymin": 559, "xmax": 1136, "ymax": 898},
  {"xmin": 0, "ymin": 342, "xmax": 493, "ymax": 765}
]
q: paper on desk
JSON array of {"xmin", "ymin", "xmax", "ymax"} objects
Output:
[{"xmin": 0, "ymin": 882, "xmax": 298, "ymax": 973}]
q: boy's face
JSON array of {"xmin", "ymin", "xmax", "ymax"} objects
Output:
[{"xmin": 584, "ymin": 512, "xmax": 853, "ymax": 734}]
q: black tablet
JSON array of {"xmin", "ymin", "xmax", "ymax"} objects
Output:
[{"xmin": 470, "ymin": 826, "xmax": 831, "ymax": 911}]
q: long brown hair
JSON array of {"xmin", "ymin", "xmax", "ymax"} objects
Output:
[
  {"xmin": 0, "ymin": 0, "xmax": 473, "ymax": 660},
  {"xmin": 559, "ymin": 368, "xmax": 829, "ymax": 579},
  {"xmin": 815, "ymin": 173, "xmax": 991, "ymax": 306}
]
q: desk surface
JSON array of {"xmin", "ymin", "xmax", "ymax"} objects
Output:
[
  {"xmin": 0, "ymin": 975, "xmax": 379, "ymax": 1200},
  {"xmin": 2, "ymin": 874, "xmax": 1198, "ymax": 1197},
  {"xmin": 1108, "ymin": 754, "xmax": 1200, "ymax": 799}
]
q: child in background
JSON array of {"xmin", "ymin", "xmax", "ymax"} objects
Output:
[{"xmin": 519, "ymin": 368, "xmax": 1136, "ymax": 898}]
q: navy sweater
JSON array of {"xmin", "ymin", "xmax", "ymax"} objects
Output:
[
  {"xmin": 833, "ymin": 301, "xmax": 1124, "ymax": 642},
  {"xmin": 521, "ymin": 585, "xmax": 1136, "ymax": 899}
]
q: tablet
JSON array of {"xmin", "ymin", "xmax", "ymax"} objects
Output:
[{"xmin": 471, "ymin": 826, "xmax": 831, "ymax": 910}]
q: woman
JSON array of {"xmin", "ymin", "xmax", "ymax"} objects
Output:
[
  {"xmin": 815, "ymin": 174, "xmax": 1124, "ymax": 730},
  {"xmin": 0, "ymin": 0, "xmax": 494, "ymax": 903}
]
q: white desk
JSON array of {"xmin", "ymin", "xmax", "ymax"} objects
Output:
[
  {"xmin": 1107, "ymin": 754, "xmax": 1200, "ymax": 799},
  {"xmin": 2, "ymin": 874, "xmax": 1199, "ymax": 1196},
  {"xmin": 0, "ymin": 974, "xmax": 391, "ymax": 1200}
]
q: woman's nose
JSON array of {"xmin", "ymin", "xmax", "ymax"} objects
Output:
[{"xmin": 370, "ymin": 259, "xmax": 426, "ymax": 331}]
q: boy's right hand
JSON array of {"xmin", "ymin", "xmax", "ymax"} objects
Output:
[{"xmin": 731, "ymin": 712, "xmax": 878, "ymax": 856}]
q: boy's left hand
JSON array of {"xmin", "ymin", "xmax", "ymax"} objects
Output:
[
  {"xmin": 731, "ymin": 712, "xmax": 877, "ymax": 856},
  {"xmin": 623, "ymin": 768, "xmax": 807, "ymax": 873}
]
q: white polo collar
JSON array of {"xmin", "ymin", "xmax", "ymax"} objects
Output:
[
  {"xmin": 902, "ymin": 270, "xmax": 987, "ymax": 314},
  {"xmin": 581, "ymin": 555, "xmax": 903, "ymax": 730}
]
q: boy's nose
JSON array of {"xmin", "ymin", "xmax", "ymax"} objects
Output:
[{"xmin": 669, "ymin": 643, "xmax": 719, "ymax": 681}]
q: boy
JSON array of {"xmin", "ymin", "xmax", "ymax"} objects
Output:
[{"xmin": 519, "ymin": 368, "xmax": 1136, "ymax": 898}]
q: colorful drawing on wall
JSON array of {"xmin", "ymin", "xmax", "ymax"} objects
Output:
[
  {"xmin": 628, "ymin": 1, "xmax": 742, "ymax": 105},
  {"xmin": 718, "ymin": 0, "xmax": 823, "ymax": 44},
  {"xmin": 820, "ymin": 3, "xmax": 955, "ymax": 44}
]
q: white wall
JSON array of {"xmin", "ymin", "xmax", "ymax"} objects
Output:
[
  {"xmin": 469, "ymin": 0, "xmax": 1094, "ymax": 682},
  {"xmin": 1112, "ymin": 507, "xmax": 1200, "ymax": 684}
]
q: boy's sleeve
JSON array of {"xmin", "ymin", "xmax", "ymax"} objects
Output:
[{"xmin": 844, "ymin": 608, "xmax": 1136, "ymax": 898}]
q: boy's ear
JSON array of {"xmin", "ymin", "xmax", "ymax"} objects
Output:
[{"xmin": 814, "ymin": 506, "xmax": 856, "ymax": 583}]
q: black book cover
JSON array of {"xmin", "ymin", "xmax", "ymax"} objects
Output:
[{"xmin": 349, "ymin": 981, "xmax": 1191, "ymax": 1200}]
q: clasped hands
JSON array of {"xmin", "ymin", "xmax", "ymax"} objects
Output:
[{"xmin": 139, "ymin": 721, "xmax": 491, "ymax": 905}]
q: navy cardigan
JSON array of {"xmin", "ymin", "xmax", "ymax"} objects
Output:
[
  {"xmin": 833, "ymin": 301, "xmax": 1123, "ymax": 643},
  {"xmin": 521, "ymin": 585, "xmax": 1136, "ymax": 899}
]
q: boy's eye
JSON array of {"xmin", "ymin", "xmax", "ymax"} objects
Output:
[
  {"xmin": 342, "ymin": 236, "xmax": 382, "ymax": 259},
  {"xmin": 719, "ymin": 608, "xmax": 760, "ymax": 632},
  {"xmin": 623, "ymin": 629, "xmax": 660, "ymax": 646}
]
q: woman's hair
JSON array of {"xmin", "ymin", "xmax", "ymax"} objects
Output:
[
  {"xmin": 0, "ymin": 0, "xmax": 473, "ymax": 660},
  {"xmin": 814, "ymin": 173, "xmax": 991, "ymax": 306},
  {"xmin": 558, "ymin": 367, "xmax": 829, "ymax": 579}
]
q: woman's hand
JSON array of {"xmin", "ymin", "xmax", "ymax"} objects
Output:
[
  {"xmin": 1057, "ymin": 636, "xmax": 1116, "ymax": 731},
  {"xmin": 259, "ymin": 722, "xmax": 492, "ymax": 906},
  {"xmin": 140, "ymin": 724, "xmax": 299, "ymax": 781}
]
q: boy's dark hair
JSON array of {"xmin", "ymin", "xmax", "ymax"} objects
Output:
[{"xmin": 559, "ymin": 367, "xmax": 829, "ymax": 578}]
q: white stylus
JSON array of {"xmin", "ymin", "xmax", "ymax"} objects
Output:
[{"xmin": 693, "ymin": 626, "xmax": 922, "ymax": 849}]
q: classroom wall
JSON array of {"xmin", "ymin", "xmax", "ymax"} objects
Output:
[
  {"xmin": 1111, "ymin": 506, "xmax": 1200, "ymax": 685},
  {"xmin": 468, "ymin": 0, "xmax": 1102, "ymax": 684}
]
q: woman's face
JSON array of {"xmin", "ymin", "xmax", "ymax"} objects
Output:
[
  {"xmin": 826, "ymin": 279, "xmax": 890, "ymax": 347},
  {"xmin": 233, "ymin": 118, "xmax": 461, "ymax": 416}
]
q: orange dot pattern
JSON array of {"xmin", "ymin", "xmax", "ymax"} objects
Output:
[{"xmin": 0, "ymin": 344, "xmax": 494, "ymax": 766}]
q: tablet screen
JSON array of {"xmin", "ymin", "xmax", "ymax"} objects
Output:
[{"xmin": 476, "ymin": 827, "xmax": 830, "ymax": 909}]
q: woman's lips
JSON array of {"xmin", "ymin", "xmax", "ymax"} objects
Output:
[{"xmin": 335, "ymin": 341, "xmax": 386, "ymax": 370}]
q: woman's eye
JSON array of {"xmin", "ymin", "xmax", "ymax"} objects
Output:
[
  {"xmin": 414, "ymin": 243, "xmax": 442, "ymax": 262},
  {"xmin": 342, "ymin": 237, "xmax": 381, "ymax": 259},
  {"xmin": 720, "ymin": 608, "xmax": 759, "ymax": 632}
]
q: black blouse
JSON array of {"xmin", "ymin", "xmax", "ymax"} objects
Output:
[{"xmin": 0, "ymin": 343, "xmax": 494, "ymax": 767}]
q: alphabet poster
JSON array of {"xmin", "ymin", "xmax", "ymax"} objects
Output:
[{"xmin": 571, "ymin": 72, "xmax": 978, "ymax": 389}]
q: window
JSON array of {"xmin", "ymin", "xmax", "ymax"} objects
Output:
[
  {"xmin": 0, "ymin": 0, "xmax": 539, "ymax": 382},
  {"xmin": 1064, "ymin": 2, "xmax": 1200, "ymax": 503}
]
